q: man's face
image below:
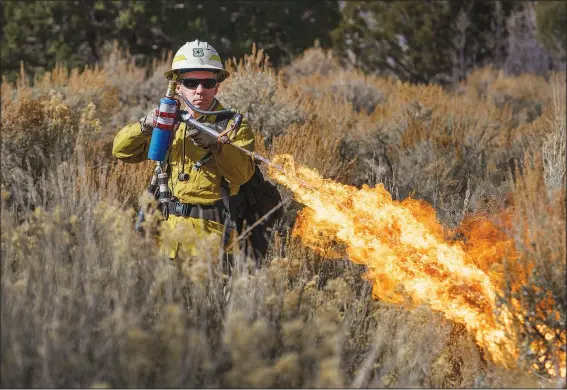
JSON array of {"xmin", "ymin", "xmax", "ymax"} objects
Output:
[{"xmin": 177, "ymin": 70, "xmax": 219, "ymax": 113}]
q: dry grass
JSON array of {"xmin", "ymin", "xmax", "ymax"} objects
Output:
[
  {"xmin": 505, "ymin": 154, "xmax": 566, "ymax": 383},
  {"xmin": 1, "ymin": 43, "xmax": 565, "ymax": 388},
  {"xmin": 218, "ymin": 44, "xmax": 308, "ymax": 146}
]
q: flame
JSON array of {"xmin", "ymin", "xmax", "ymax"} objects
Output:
[{"xmin": 268, "ymin": 154, "xmax": 565, "ymax": 379}]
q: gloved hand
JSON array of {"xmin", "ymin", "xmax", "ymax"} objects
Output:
[
  {"xmin": 139, "ymin": 108, "xmax": 158, "ymax": 136},
  {"xmin": 139, "ymin": 107, "xmax": 181, "ymax": 136},
  {"xmin": 186, "ymin": 126, "xmax": 217, "ymax": 149}
]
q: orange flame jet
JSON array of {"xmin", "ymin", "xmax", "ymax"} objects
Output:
[{"xmin": 268, "ymin": 154, "xmax": 564, "ymax": 378}]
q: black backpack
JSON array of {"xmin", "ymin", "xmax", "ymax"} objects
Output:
[{"xmin": 222, "ymin": 164, "xmax": 284, "ymax": 260}]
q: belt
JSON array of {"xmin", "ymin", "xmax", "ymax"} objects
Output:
[{"xmin": 167, "ymin": 199, "xmax": 226, "ymax": 223}]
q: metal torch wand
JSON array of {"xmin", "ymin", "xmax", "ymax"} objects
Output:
[{"xmin": 176, "ymin": 92, "xmax": 285, "ymax": 173}]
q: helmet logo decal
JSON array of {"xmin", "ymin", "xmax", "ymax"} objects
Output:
[{"xmin": 193, "ymin": 48, "xmax": 204, "ymax": 57}]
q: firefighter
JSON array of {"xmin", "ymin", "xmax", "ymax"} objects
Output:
[{"xmin": 112, "ymin": 40, "xmax": 255, "ymax": 259}]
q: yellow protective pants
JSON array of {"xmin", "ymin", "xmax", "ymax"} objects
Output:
[{"xmin": 158, "ymin": 215, "xmax": 236, "ymax": 260}]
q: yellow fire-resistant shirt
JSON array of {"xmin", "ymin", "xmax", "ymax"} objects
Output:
[{"xmin": 112, "ymin": 99, "xmax": 255, "ymax": 258}]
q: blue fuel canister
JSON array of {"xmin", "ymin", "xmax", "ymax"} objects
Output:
[
  {"xmin": 148, "ymin": 82, "xmax": 179, "ymax": 161},
  {"xmin": 147, "ymin": 96, "xmax": 178, "ymax": 161}
]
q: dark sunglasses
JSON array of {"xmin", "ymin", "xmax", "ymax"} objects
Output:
[{"xmin": 181, "ymin": 78, "xmax": 217, "ymax": 89}]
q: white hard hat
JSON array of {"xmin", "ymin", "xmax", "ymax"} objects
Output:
[{"xmin": 164, "ymin": 39, "xmax": 230, "ymax": 82}]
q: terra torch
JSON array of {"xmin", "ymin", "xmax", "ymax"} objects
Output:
[{"xmin": 135, "ymin": 79, "xmax": 289, "ymax": 233}]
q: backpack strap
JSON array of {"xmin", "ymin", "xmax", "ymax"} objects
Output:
[
  {"xmin": 220, "ymin": 176, "xmax": 237, "ymax": 246},
  {"xmin": 220, "ymin": 177, "xmax": 232, "ymax": 213}
]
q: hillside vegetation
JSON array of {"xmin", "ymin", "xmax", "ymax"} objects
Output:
[{"xmin": 1, "ymin": 44, "xmax": 565, "ymax": 388}]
